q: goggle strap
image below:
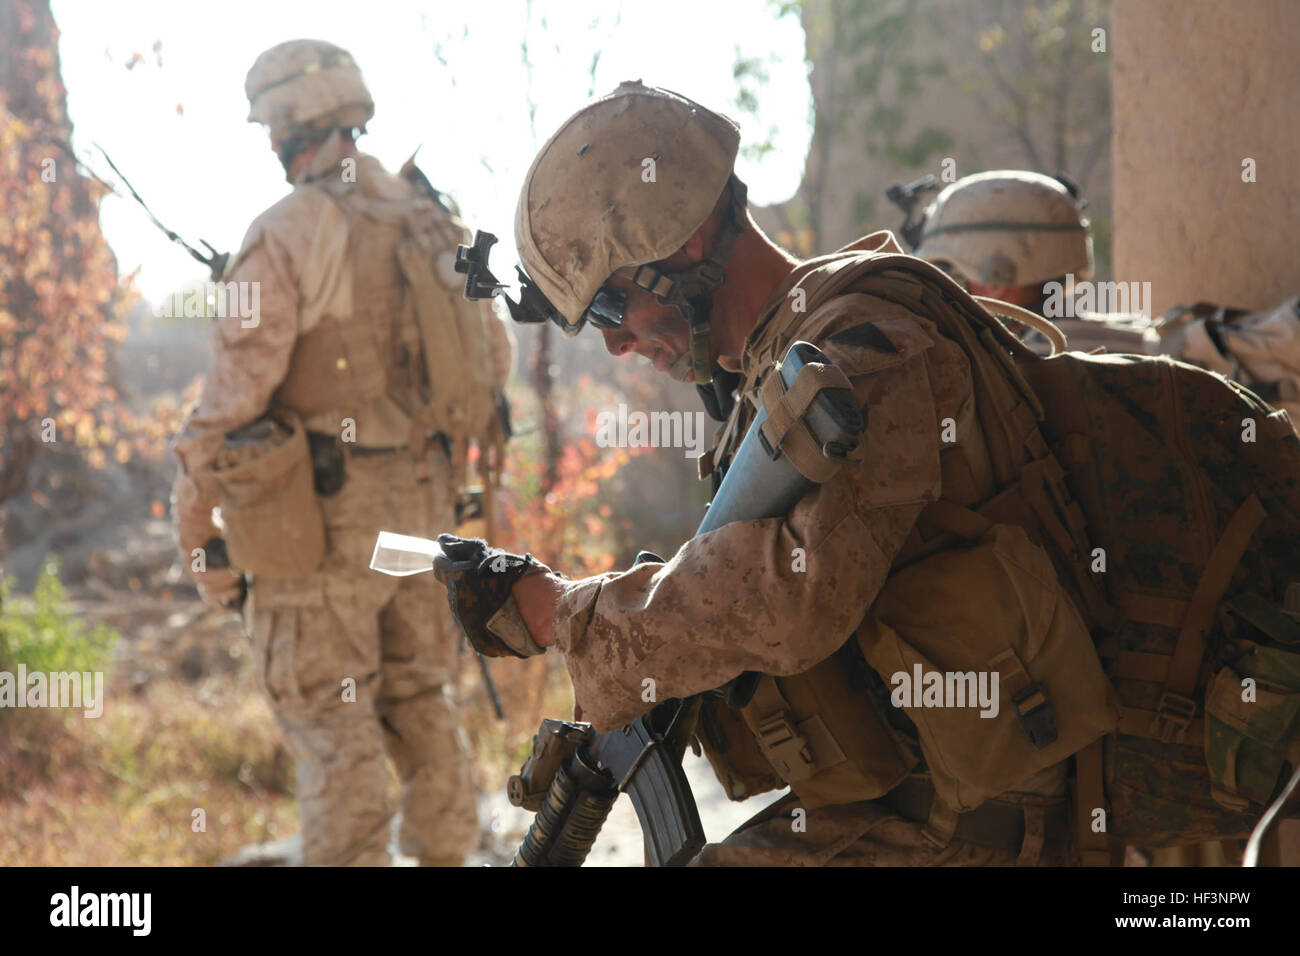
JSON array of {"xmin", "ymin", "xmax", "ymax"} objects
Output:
[{"xmin": 627, "ymin": 265, "xmax": 676, "ymax": 300}]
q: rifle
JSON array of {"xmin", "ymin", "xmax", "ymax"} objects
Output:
[
  {"xmin": 477, "ymin": 653, "xmax": 506, "ymax": 721},
  {"xmin": 505, "ymin": 340, "xmax": 868, "ymax": 866},
  {"xmin": 508, "ymin": 698, "xmax": 702, "ymax": 866},
  {"xmin": 92, "ymin": 144, "xmax": 230, "ymax": 280}
]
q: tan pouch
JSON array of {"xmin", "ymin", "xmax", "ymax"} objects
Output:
[
  {"xmin": 736, "ymin": 656, "xmax": 917, "ymax": 810},
  {"xmin": 212, "ymin": 410, "xmax": 326, "ymax": 578},
  {"xmin": 858, "ymin": 522, "xmax": 1118, "ymax": 811}
]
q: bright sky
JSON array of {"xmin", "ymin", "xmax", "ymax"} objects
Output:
[{"xmin": 52, "ymin": 0, "xmax": 812, "ymax": 303}]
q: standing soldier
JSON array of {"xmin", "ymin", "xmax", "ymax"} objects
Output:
[{"xmin": 170, "ymin": 40, "xmax": 512, "ymax": 866}]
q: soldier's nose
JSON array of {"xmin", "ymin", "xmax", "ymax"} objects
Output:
[{"xmin": 601, "ymin": 327, "xmax": 637, "ymax": 357}]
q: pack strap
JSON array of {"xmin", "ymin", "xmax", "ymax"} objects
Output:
[
  {"xmin": 879, "ymin": 775, "xmax": 1072, "ymax": 856},
  {"xmin": 1148, "ymin": 493, "xmax": 1267, "ymax": 744},
  {"xmin": 746, "ymin": 677, "xmax": 847, "ymax": 784},
  {"xmin": 1119, "ymin": 708, "xmax": 1205, "ymax": 741},
  {"xmin": 1072, "ymin": 739, "xmax": 1117, "ymax": 865},
  {"xmin": 972, "ymin": 295, "xmax": 1069, "ymax": 356},
  {"xmin": 988, "ymin": 647, "xmax": 1058, "ymax": 750}
]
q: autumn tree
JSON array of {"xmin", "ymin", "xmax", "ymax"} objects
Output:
[{"xmin": 0, "ymin": 0, "xmax": 142, "ymax": 546}]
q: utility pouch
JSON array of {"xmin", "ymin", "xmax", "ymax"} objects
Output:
[
  {"xmin": 1204, "ymin": 642, "xmax": 1300, "ymax": 811},
  {"xmin": 306, "ymin": 430, "xmax": 346, "ymax": 497},
  {"xmin": 213, "ymin": 409, "xmax": 326, "ymax": 579},
  {"xmin": 857, "ymin": 522, "xmax": 1118, "ymax": 812}
]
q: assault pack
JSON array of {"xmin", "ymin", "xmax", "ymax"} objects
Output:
[{"xmin": 735, "ymin": 236, "xmax": 1300, "ymax": 858}]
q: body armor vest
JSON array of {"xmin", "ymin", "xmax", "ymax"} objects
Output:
[{"xmin": 272, "ymin": 162, "xmax": 500, "ymax": 487}]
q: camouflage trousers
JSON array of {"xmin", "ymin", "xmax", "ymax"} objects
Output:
[
  {"xmin": 248, "ymin": 451, "xmax": 477, "ymax": 866},
  {"xmin": 693, "ymin": 766, "xmax": 1074, "ymax": 866}
]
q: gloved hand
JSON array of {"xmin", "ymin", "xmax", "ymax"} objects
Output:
[
  {"xmin": 194, "ymin": 567, "xmax": 247, "ymax": 612},
  {"xmin": 433, "ymin": 534, "xmax": 550, "ymax": 658},
  {"xmin": 183, "ymin": 535, "xmax": 246, "ymax": 612}
]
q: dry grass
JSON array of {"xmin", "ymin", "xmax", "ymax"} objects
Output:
[
  {"xmin": 0, "ymin": 673, "xmax": 296, "ymax": 866},
  {"xmin": 0, "ymin": 614, "xmax": 576, "ymax": 866}
]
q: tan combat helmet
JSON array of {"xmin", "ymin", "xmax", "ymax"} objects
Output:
[
  {"xmin": 514, "ymin": 81, "xmax": 745, "ymax": 384},
  {"xmin": 912, "ymin": 170, "xmax": 1093, "ymax": 288},
  {"xmin": 245, "ymin": 40, "xmax": 374, "ymax": 149}
]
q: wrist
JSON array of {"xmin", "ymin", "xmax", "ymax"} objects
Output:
[{"xmin": 512, "ymin": 571, "xmax": 564, "ymax": 649}]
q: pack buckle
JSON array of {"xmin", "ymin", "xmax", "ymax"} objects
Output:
[
  {"xmin": 1012, "ymin": 683, "xmax": 1058, "ymax": 750},
  {"xmin": 1150, "ymin": 691, "xmax": 1197, "ymax": 744},
  {"xmin": 756, "ymin": 712, "xmax": 815, "ymax": 782}
]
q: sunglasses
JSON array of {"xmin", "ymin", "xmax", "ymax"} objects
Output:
[{"xmin": 583, "ymin": 284, "xmax": 627, "ymax": 331}]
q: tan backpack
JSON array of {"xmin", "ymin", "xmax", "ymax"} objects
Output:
[{"xmin": 761, "ymin": 243, "xmax": 1300, "ymax": 854}]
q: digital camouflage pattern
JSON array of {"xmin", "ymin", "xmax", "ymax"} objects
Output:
[{"xmin": 1022, "ymin": 351, "xmax": 1300, "ymax": 844}]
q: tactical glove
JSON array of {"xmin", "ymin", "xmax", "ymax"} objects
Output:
[
  {"xmin": 433, "ymin": 534, "xmax": 550, "ymax": 659},
  {"xmin": 189, "ymin": 536, "xmax": 247, "ymax": 612}
]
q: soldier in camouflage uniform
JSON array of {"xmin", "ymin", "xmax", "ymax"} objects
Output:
[
  {"xmin": 436, "ymin": 84, "xmax": 1300, "ymax": 867},
  {"xmin": 913, "ymin": 172, "xmax": 1300, "ymax": 434},
  {"xmin": 171, "ymin": 40, "xmax": 513, "ymax": 866},
  {"xmin": 912, "ymin": 170, "xmax": 1156, "ymax": 356},
  {"xmin": 435, "ymin": 84, "xmax": 1098, "ymax": 866}
]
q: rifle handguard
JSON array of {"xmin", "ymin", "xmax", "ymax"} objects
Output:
[
  {"xmin": 513, "ymin": 756, "xmax": 618, "ymax": 867},
  {"xmin": 509, "ymin": 702, "xmax": 706, "ymax": 867}
]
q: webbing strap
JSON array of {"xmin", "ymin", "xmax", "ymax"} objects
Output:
[
  {"xmin": 1073, "ymin": 739, "xmax": 1113, "ymax": 866},
  {"xmin": 988, "ymin": 647, "xmax": 1057, "ymax": 749},
  {"xmin": 921, "ymin": 798, "xmax": 959, "ymax": 849},
  {"xmin": 746, "ymin": 678, "xmax": 847, "ymax": 784},
  {"xmin": 1119, "ymin": 707, "xmax": 1204, "ymax": 742},
  {"xmin": 1114, "ymin": 592, "xmax": 1191, "ymax": 629},
  {"xmin": 748, "ymin": 678, "xmax": 816, "ymax": 783},
  {"xmin": 397, "ymin": 237, "xmax": 469, "ymax": 432},
  {"xmin": 972, "ymin": 295, "xmax": 1069, "ymax": 356},
  {"xmin": 627, "ymin": 265, "xmax": 675, "ymax": 299},
  {"xmin": 988, "ymin": 648, "xmax": 1036, "ymax": 704},
  {"xmin": 1150, "ymin": 493, "xmax": 1267, "ymax": 743},
  {"xmin": 696, "ymin": 447, "xmax": 715, "ymax": 482},
  {"xmin": 1016, "ymin": 805, "xmax": 1047, "ymax": 865},
  {"xmin": 758, "ymin": 362, "xmax": 862, "ymax": 483}
]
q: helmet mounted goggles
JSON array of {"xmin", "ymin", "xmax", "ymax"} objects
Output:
[{"xmin": 455, "ymin": 230, "xmax": 625, "ymax": 337}]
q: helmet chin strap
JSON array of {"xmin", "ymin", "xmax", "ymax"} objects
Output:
[
  {"xmin": 667, "ymin": 353, "xmax": 694, "ymax": 382},
  {"xmin": 621, "ymin": 176, "xmax": 748, "ymax": 387}
]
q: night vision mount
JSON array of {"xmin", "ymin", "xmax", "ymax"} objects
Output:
[
  {"xmin": 454, "ymin": 231, "xmax": 582, "ymax": 335},
  {"xmin": 884, "ymin": 174, "xmax": 941, "ymax": 252}
]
